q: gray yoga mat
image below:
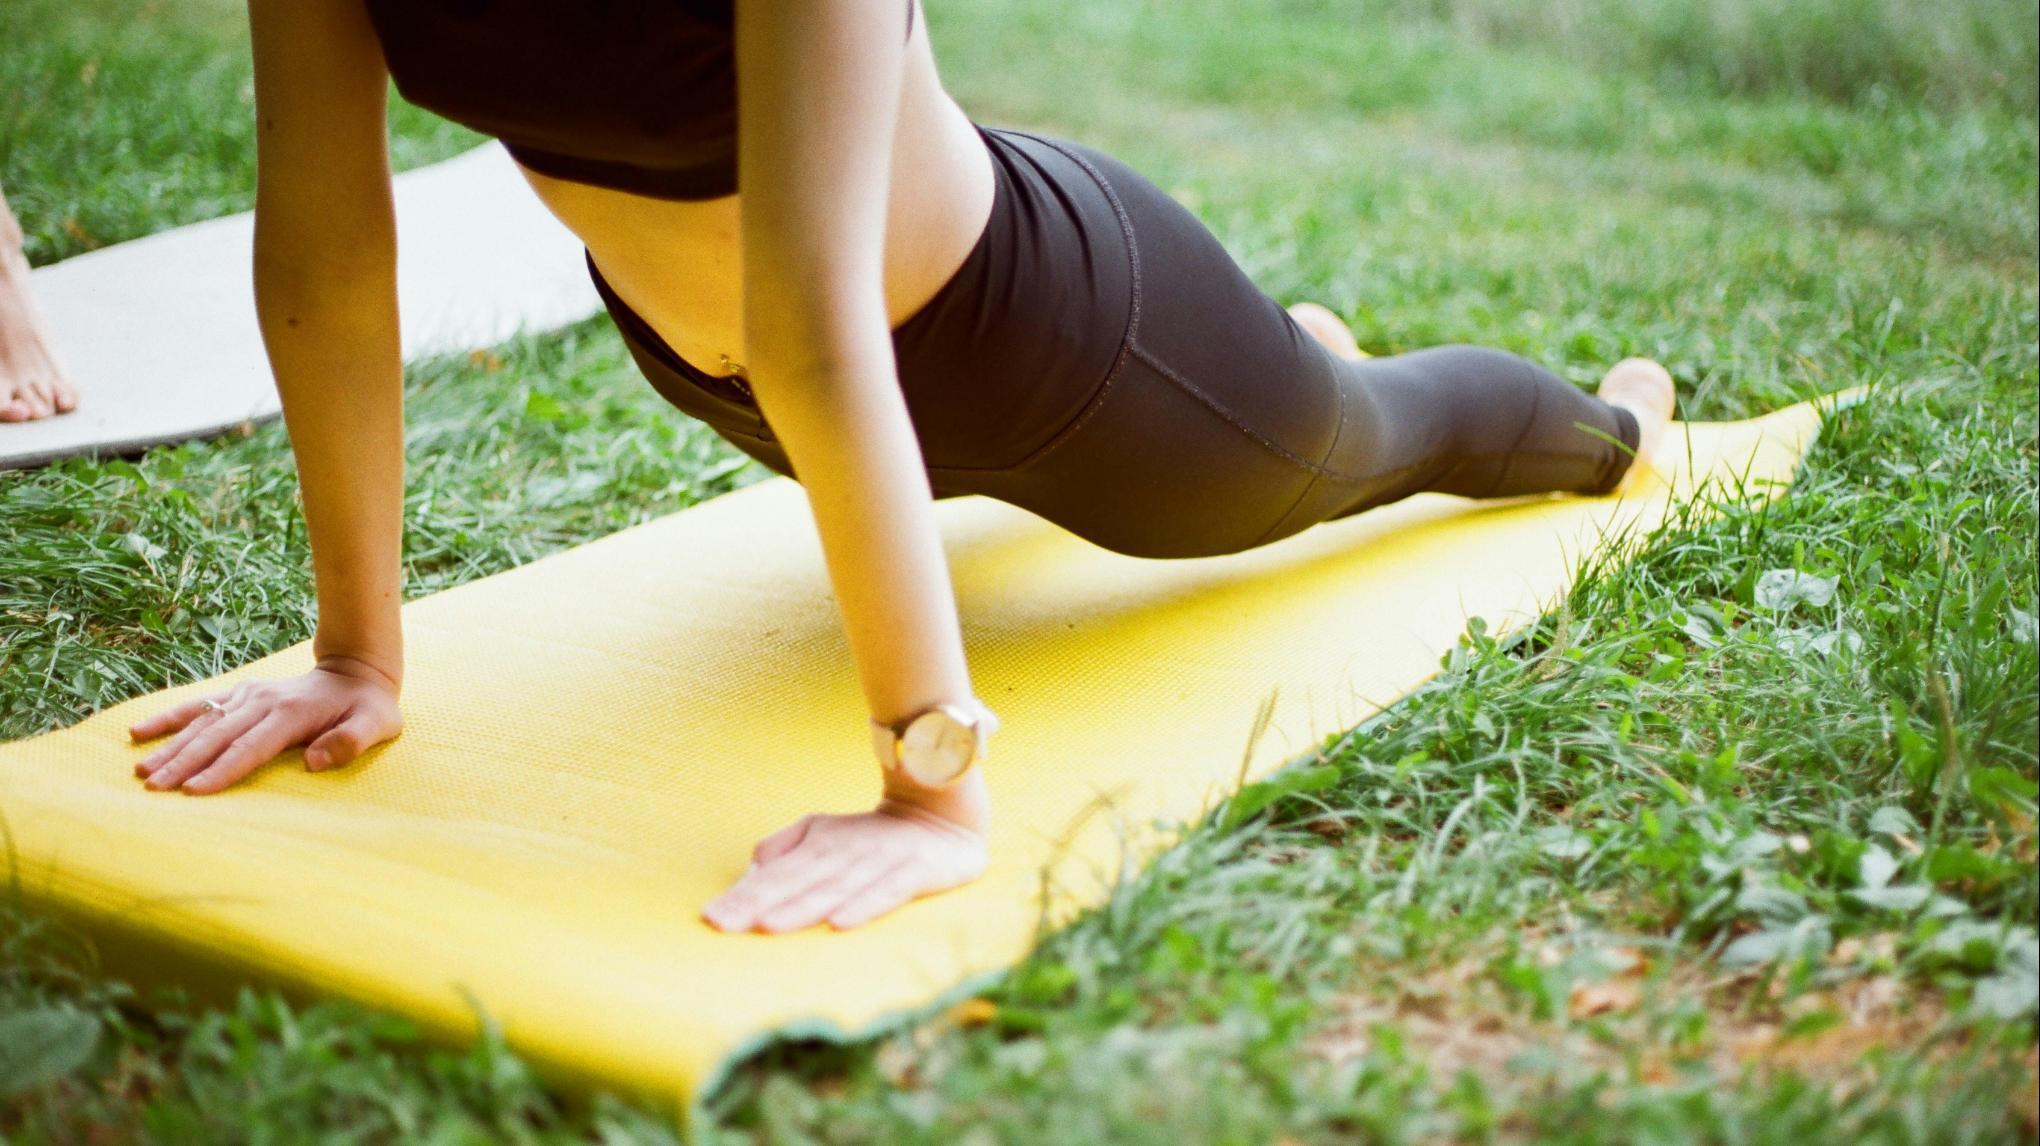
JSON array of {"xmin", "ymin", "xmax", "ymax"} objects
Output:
[{"xmin": 3, "ymin": 143, "xmax": 600, "ymax": 471}]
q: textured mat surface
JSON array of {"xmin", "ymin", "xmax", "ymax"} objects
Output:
[
  {"xmin": 0, "ymin": 143, "xmax": 599, "ymax": 470},
  {"xmin": 0, "ymin": 393, "xmax": 1853, "ymax": 1113}
]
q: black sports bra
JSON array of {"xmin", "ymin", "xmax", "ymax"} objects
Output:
[{"xmin": 362, "ymin": 0, "xmax": 915, "ymax": 201}]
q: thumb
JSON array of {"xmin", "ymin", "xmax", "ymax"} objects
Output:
[{"xmin": 305, "ymin": 714, "xmax": 393, "ymax": 771}]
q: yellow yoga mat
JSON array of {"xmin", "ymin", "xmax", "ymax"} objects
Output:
[{"xmin": 0, "ymin": 393, "xmax": 1853, "ymax": 1115}]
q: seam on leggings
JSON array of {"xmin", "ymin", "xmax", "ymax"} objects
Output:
[
  {"xmin": 1248, "ymin": 354, "xmax": 1352, "ymax": 547},
  {"xmin": 1126, "ymin": 338, "xmax": 1390, "ymax": 485},
  {"xmin": 1478, "ymin": 381, "xmax": 1544, "ymax": 497},
  {"xmin": 993, "ymin": 130, "xmax": 1144, "ymax": 471}
]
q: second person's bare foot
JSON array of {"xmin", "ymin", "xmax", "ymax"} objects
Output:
[
  {"xmin": 1598, "ymin": 357, "xmax": 1676, "ymax": 494},
  {"xmin": 1, "ymin": 210, "xmax": 80, "ymax": 423},
  {"xmin": 1288, "ymin": 301, "xmax": 1367, "ymax": 362}
]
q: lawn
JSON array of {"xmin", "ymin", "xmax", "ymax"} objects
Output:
[{"xmin": 3, "ymin": 0, "xmax": 2036, "ymax": 1142}]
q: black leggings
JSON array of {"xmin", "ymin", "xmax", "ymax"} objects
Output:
[{"xmin": 592, "ymin": 124, "xmax": 1640, "ymax": 560}]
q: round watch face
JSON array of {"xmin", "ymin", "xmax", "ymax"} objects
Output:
[{"xmin": 898, "ymin": 707, "xmax": 979, "ymax": 786}]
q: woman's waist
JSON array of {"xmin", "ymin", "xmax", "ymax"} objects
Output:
[
  {"xmin": 522, "ymin": 114, "xmax": 997, "ymax": 372},
  {"xmin": 539, "ymin": 211, "xmax": 992, "ymax": 372},
  {"xmin": 591, "ymin": 121, "xmax": 1140, "ymax": 471}
]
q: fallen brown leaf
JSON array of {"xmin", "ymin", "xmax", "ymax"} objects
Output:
[
  {"xmin": 945, "ymin": 997, "xmax": 1000, "ymax": 1028},
  {"xmin": 1570, "ymin": 978, "xmax": 1643, "ymax": 1020}
]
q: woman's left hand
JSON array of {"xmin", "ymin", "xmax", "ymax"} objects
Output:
[{"xmin": 703, "ymin": 771, "xmax": 990, "ymax": 933}]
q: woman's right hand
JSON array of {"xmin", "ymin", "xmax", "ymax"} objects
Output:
[{"xmin": 128, "ymin": 656, "xmax": 403, "ymax": 795}]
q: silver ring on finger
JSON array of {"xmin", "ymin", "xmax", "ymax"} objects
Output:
[{"xmin": 201, "ymin": 698, "xmax": 229, "ymax": 716}]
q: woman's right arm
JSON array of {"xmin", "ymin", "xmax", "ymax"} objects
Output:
[{"xmin": 129, "ymin": 0, "xmax": 406, "ymax": 794}]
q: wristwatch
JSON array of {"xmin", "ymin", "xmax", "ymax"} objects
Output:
[{"xmin": 870, "ymin": 698, "xmax": 1000, "ymax": 788}]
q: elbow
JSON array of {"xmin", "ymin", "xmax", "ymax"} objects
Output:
[
  {"xmin": 253, "ymin": 182, "xmax": 396, "ymax": 282},
  {"xmin": 254, "ymin": 223, "xmax": 394, "ymax": 284},
  {"xmin": 251, "ymin": 226, "xmax": 397, "ymax": 352},
  {"xmin": 252, "ymin": 227, "xmax": 395, "ymax": 322}
]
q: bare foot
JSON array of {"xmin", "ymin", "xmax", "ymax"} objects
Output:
[
  {"xmin": 1288, "ymin": 301, "xmax": 1367, "ymax": 362},
  {"xmin": 1598, "ymin": 357, "xmax": 1676, "ymax": 494},
  {"xmin": 0, "ymin": 212, "xmax": 80, "ymax": 423}
]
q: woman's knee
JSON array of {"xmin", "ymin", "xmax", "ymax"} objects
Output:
[{"xmin": 1388, "ymin": 344, "xmax": 1563, "ymax": 396}]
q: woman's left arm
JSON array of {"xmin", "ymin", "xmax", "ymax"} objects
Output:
[{"xmin": 700, "ymin": 0, "xmax": 991, "ymax": 934}]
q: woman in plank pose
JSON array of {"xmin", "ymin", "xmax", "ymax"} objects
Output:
[{"xmin": 130, "ymin": 0, "xmax": 1674, "ymax": 932}]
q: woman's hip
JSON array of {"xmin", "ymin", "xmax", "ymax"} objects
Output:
[
  {"xmin": 594, "ymin": 123, "xmax": 1140, "ymax": 470},
  {"xmin": 600, "ymin": 122, "xmax": 1344, "ymax": 555}
]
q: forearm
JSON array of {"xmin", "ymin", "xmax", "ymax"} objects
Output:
[
  {"xmin": 253, "ymin": 231, "xmax": 405, "ymax": 685},
  {"xmin": 744, "ymin": 309, "xmax": 972, "ymax": 730},
  {"xmin": 732, "ymin": 0, "xmax": 980, "ymax": 802}
]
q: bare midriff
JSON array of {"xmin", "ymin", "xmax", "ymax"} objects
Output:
[{"xmin": 515, "ymin": 24, "xmax": 994, "ymax": 379}]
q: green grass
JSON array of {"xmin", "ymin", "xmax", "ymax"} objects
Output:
[
  {"xmin": 4, "ymin": 0, "xmax": 2036, "ymax": 1141},
  {"xmin": 1379, "ymin": 0, "xmax": 2039, "ymax": 114}
]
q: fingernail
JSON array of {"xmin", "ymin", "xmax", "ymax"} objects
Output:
[{"xmin": 305, "ymin": 749, "xmax": 326, "ymax": 769}]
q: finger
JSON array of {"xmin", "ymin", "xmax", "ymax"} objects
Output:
[
  {"xmin": 702, "ymin": 857, "xmax": 827, "ymax": 932},
  {"xmin": 827, "ymin": 862, "xmax": 936, "ymax": 931},
  {"xmin": 751, "ymin": 815, "xmax": 817, "ymax": 866},
  {"xmin": 129, "ymin": 695, "xmax": 223, "ymax": 745},
  {"xmin": 703, "ymin": 848, "xmax": 842, "ymax": 933},
  {"xmin": 179, "ymin": 713, "xmax": 297, "ymax": 795},
  {"xmin": 143, "ymin": 707, "xmax": 266, "ymax": 791},
  {"xmin": 136, "ymin": 703, "xmax": 230, "ymax": 774},
  {"xmin": 760, "ymin": 858, "xmax": 906, "ymax": 935},
  {"xmin": 135, "ymin": 706, "xmax": 232, "ymax": 777},
  {"xmin": 304, "ymin": 713, "xmax": 390, "ymax": 771},
  {"xmin": 699, "ymin": 865, "xmax": 758, "ymax": 932}
]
